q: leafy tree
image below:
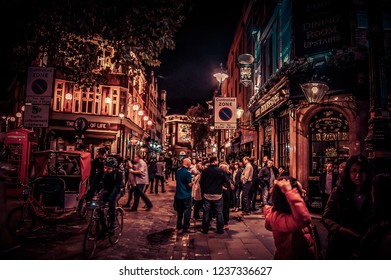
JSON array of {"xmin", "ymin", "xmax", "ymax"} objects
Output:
[
  {"xmin": 1, "ymin": 0, "xmax": 191, "ymax": 89},
  {"xmin": 186, "ymin": 103, "xmax": 211, "ymax": 151}
]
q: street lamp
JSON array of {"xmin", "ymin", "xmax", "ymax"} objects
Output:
[
  {"xmin": 300, "ymin": 81, "xmax": 329, "ymax": 104},
  {"xmin": 104, "ymin": 97, "xmax": 112, "ymax": 114},
  {"xmin": 118, "ymin": 112, "xmax": 125, "ymax": 155},
  {"xmin": 213, "ymin": 63, "xmax": 229, "ymax": 161},
  {"xmin": 65, "ymin": 93, "xmax": 72, "ymax": 110},
  {"xmin": 132, "ymin": 103, "xmax": 140, "ymax": 111}
]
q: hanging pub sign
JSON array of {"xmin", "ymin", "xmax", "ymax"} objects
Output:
[{"xmin": 237, "ymin": 54, "xmax": 254, "ymax": 87}]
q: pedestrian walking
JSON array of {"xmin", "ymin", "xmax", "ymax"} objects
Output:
[
  {"xmin": 122, "ymin": 159, "xmax": 137, "ymax": 208},
  {"xmin": 174, "ymin": 158, "xmax": 194, "ymax": 233},
  {"xmin": 128, "ymin": 154, "xmax": 153, "ymax": 211},
  {"xmin": 144, "ymin": 158, "xmax": 157, "ymax": 193},
  {"xmin": 200, "ymin": 156, "xmax": 228, "ymax": 234},
  {"xmin": 154, "ymin": 157, "xmax": 165, "ymax": 194}
]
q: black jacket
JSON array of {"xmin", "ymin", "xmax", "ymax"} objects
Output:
[
  {"xmin": 318, "ymin": 171, "xmax": 338, "ymax": 194},
  {"xmin": 200, "ymin": 164, "xmax": 228, "ymax": 195},
  {"xmin": 258, "ymin": 165, "xmax": 279, "ymax": 188}
]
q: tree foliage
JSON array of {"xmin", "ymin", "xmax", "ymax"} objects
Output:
[
  {"xmin": 1, "ymin": 0, "xmax": 191, "ymax": 88},
  {"xmin": 186, "ymin": 104, "xmax": 210, "ymax": 151}
]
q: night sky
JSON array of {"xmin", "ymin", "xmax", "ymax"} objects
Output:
[{"xmin": 156, "ymin": 0, "xmax": 245, "ymax": 115}]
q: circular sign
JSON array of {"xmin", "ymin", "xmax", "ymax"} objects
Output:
[
  {"xmin": 218, "ymin": 107, "xmax": 233, "ymax": 121},
  {"xmin": 74, "ymin": 117, "xmax": 88, "ymax": 133},
  {"xmin": 31, "ymin": 79, "xmax": 48, "ymax": 95}
]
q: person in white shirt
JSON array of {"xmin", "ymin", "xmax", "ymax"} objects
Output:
[{"xmin": 128, "ymin": 154, "xmax": 153, "ymax": 211}]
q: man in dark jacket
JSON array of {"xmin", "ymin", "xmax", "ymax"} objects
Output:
[
  {"xmin": 259, "ymin": 159, "xmax": 279, "ymax": 206},
  {"xmin": 200, "ymin": 156, "xmax": 228, "ymax": 234},
  {"xmin": 249, "ymin": 157, "xmax": 260, "ymax": 211}
]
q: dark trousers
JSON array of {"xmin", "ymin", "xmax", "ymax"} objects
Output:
[
  {"xmin": 124, "ymin": 186, "xmax": 135, "ymax": 206},
  {"xmin": 154, "ymin": 175, "xmax": 165, "ymax": 193},
  {"xmin": 171, "ymin": 168, "xmax": 177, "ymax": 180},
  {"xmin": 132, "ymin": 184, "xmax": 153, "ymax": 210},
  {"xmin": 242, "ymin": 182, "xmax": 252, "ymax": 212},
  {"xmin": 144, "ymin": 178, "xmax": 155, "ymax": 193},
  {"xmin": 202, "ymin": 197, "xmax": 224, "ymax": 233},
  {"xmin": 234, "ymin": 186, "xmax": 241, "ymax": 208},
  {"xmin": 249, "ymin": 185, "xmax": 259, "ymax": 210},
  {"xmin": 193, "ymin": 199, "xmax": 203, "ymax": 220},
  {"xmin": 223, "ymin": 189, "xmax": 231, "ymax": 225},
  {"xmin": 97, "ymin": 189, "xmax": 119, "ymax": 230},
  {"xmin": 165, "ymin": 167, "xmax": 171, "ymax": 180},
  {"xmin": 175, "ymin": 197, "xmax": 192, "ymax": 230}
]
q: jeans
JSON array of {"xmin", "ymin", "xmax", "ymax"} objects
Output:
[
  {"xmin": 261, "ymin": 185, "xmax": 270, "ymax": 205},
  {"xmin": 132, "ymin": 184, "xmax": 153, "ymax": 210},
  {"xmin": 193, "ymin": 199, "xmax": 203, "ymax": 219},
  {"xmin": 97, "ymin": 189, "xmax": 119, "ymax": 230},
  {"xmin": 175, "ymin": 197, "xmax": 192, "ymax": 230},
  {"xmin": 242, "ymin": 182, "xmax": 252, "ymax": 212},
  {"xmin": 202, "ymin": 197, "xmax": 224, "ymax": 233},
  {"xmin": 155, "ymin": 175, "xmax": 165, "ymax": 193},
  {"xmin": 223, "ymin": 189, "xmax": 231, "ymax": 225},
  {"xmin": 234, "ymin": 186, "xmax": 241, "ymax": 208}
]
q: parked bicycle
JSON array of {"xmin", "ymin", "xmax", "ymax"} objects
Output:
[{"xmin": 82, "ymin": 198, "xmax": 124, "ymax": 259}]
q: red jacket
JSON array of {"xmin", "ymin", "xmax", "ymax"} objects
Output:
[{"xmin": 264, "ymin": 188, "xmax": 315, "ymax": 259}]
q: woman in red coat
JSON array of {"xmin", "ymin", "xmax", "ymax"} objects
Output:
[{"xmin": 264, "ymin": 177, "xmax": 316, "ymax": 259}]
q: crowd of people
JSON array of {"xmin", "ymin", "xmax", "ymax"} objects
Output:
[{"xmin": 87, "ymin": 148, "xmax": 391, "ymax": 260}]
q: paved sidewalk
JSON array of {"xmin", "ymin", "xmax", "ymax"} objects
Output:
[{"xmin": 1, "ymin": 179, "xmax": 327, "ymax": 260}]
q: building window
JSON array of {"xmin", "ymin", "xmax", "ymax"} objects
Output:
[
  {"xmin": 309, "ymin": 109, "xmax": 349, "ymax": 176},
  {"xmin": 81, "ymin": 89, "xmax": 94, "ymax": 114},
  {"xmin": 277, "ymin": 115, "xmax": 290, "ymax": 171},
  {"xmin": 54, "ymin": 82, "xmax": 63, "ymax": 111}
]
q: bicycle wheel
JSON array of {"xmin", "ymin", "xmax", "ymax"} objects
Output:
[
  {"xmin": 77, "ymin": 195, "xmax": 88, "ymax": 220},
  {"xmin": 109, "ymin": 208, "xmax": 124, "ymax": 245},
  {"xmin": 83, "ymin": 215, "xmax": 99, "ymax": 259},
  {"xmin": 6, "ymin": 205, "xmax": 37, "ymax": 238}
]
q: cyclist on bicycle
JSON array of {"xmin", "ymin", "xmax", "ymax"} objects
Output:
[
  {"xmin": 94, "ymin": 156, "xmax": 123, "ymax": 235},
  {"xmin": 86, "ymin": 147, "xmax": 107, "ymax": 201}
]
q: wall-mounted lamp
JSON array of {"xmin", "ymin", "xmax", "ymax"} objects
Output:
[
  {"xmin": 300, "ymin": 81, "xmax": 329, "ymax": 104},
  {"xmin": 236, "ymin": 106, "xmax": 245, "ymax": 119},
  {"xmin": 290, "ymin": 81, "xmax": 356, "ymax": 120},
  {"xmin": 132, "ymin": 103, "xmax": 140, "ymax": 111},
  {"xmin": 237, "ymin": 53, "xmax": 254, "ymax": 87}
]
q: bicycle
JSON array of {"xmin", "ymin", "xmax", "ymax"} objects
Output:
[{"xmin": 82, "ymin": 198, "xmax": 124, "ymax": 259}]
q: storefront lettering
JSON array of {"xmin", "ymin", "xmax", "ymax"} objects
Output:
[
  {"xmin": 260, "ymin": 94, "xmax": 282, "ymax": 115},
  {"xmin": 55, "ymin": 120, "xmax": 116, "ymax": 131}
]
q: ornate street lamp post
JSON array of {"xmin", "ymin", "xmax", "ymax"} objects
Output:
[
  {"xmin": 213, "ymin": 63, "xmax": 229, "ymax": 161},
  {"xmin": 118, "ymin": 112, "xmax": 125, "ymax": 156}
]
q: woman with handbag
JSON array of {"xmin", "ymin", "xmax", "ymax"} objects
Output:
[{"xmin": 264, "ymin": 177, "xmax": 318, "ymax": 259}]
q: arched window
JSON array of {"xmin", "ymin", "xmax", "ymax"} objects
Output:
[{"xmin": 309, "ymin": 109, "xmax": 349, "ymax": 176}]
